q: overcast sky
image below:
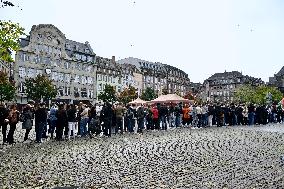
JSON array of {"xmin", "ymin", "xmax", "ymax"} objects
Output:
[{"xmin": 1, "ymin": 0, "xmax": 284, "ymax": 83}]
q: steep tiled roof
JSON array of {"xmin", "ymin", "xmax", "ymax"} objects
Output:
[
  {"xmin": 207, "ymin": 71, "xmax": 243, "ymax": 81},
  {"xmin": 275, "ymin": 66, "xmax": 284, "ymax": 76}
]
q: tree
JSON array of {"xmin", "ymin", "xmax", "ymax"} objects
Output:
[
  {"xmin": 140, "ymin": 87, "xmax": 157, "ymax": 101},
  {"xmin": 118, "ymin": 86, "xmax": 137, "ymax": 105},
  {"xmin": 234, "ymin": 85, "xmax": 255, "ymax": 104},
  {"xmin": 234, "ymin": 85, "xmax": 282, "ymax": 105},
  {"xmin": 183, "ymin": 92, "xmax": 195, "ymax": 100},
  {"xmin": 0, "ymin": 20, "xmax": 25, "ymax": 62},
  {"xmin": 98, "ymin": 84, "xmax": 117, "ymax": 103},
  {"xmin": 0, "ymin": 71, "xmax": 15, "ymax": 102},
  {"xmin": 162, "ymin": 88, "xmax": 168, "ymax": 95},
  {"xmin": 25, "ymin": 75, "xmax": 57, "ymax": 103},
  {"xmin": 254, "ymin": 86, "xmax": 282, "ymax": 105}
]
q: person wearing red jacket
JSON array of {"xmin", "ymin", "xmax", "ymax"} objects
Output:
[{"xmin": 151, "ymin": 105, "xmax": 159, "ymax": 130}]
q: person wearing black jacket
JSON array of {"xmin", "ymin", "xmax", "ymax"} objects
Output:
[
  {"xmin": 208, "ymin": 104, "xmax": 215, "ymax": 127},
  {"xmin": 55, "ymin": 104, "xmax": 68, "ymax": 141},
  {"xmin": 101, "ymin": 102, "xmax": 114, "ymax": 137},
  {"xmin": 159, "ymin": 104, "xmax": 168, "ymax": 130},
  {"xmin": 35, "ymin": 103, "xmax": 47, "ymax": 143},
  {"xmin": 0, "ymin": 104, "xmax": 9, "ymax": 144},
  {"xmin": 67, "ymin": 104, "xmax": 77, "ymax": 139},
  {"xmin": 22, "ymin": 104, "xmax": 34, "ymax": 142}
]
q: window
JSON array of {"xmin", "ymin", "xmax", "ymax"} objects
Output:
[
  {"xmin": 18, "ymin": 82, "xmax": 25, "ymax": 93},
  {"xmin": 19, "ymin": 67, "xmax": 26, "ymax": 78},
  {"xmin": 58, "ymin": 86, "xmax": 64, "ymax": 96},
  {"xmin": 87, "ymin": 56, "xmax": 92, "ymax": 62},
  {"xmin": 87, "ymin": 77, "xmax": 93, "ymax": 84},
  {"xmin": 64, "ymin": 62, "xmax": 70, "ymax": 69},
  {"xmin": 87, "ymin": 65, "xmax": 93, "ymax": 72},
  {"xmin": 97, "ymin": 74, "xmax": 102, "ymax": 81},
  {"xmin": 98, "ymin": 84, "xmax": 102, "ymax": 91},
  {"xmin": 74, "ymin": 75, "xmax": 80, "ymax": 83},
  {"xmin": 81, "ymin": 88, "xmax": 87, "ymax": 98},
  {"xmin": 51, "ymin": 72, "xmax": 58, "ymax": 81},
  {"xmin": 27, "ymin": 68, "xmax": 35, "ymax": 78},
  {"xmin": 36, "ymin": 69, "xmax": 43, "ymax": 76},
  {"xmin": 75, "ymin": 63, "xmax": 81, "ymax": 71},
  {"xmin": 74, "ymin": 87, "xmax": 80, "ymax": 98},
  {"xmin": 81, "ymin": 76, "xmax": 87, "ymax": 85},
  {"xmin": 88, "ymin": 89, "xmax": 93, "ymax": 98},
  {"xmin": 65, "ymin": 87, "xmax": 71, "ymax": 96},
  {"xmin": 65, "ymin": 74, "xmax": 71, "ymax": 83},
  {"xmin": 58, "ymin": 73, "xmax": 64, "ymax": 82}
]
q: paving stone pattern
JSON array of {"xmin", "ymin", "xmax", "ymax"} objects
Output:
[{"xmin": 1, "ymin": 125, "xmax": 284, "ymax": 188}]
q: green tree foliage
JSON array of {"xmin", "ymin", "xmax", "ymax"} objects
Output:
[
  {"xmin": 0, "ymin": 20, "xmax": 25, "ymax": 62},
  {"xmin": 234, "ymin": 85, "xmax": 256, "ymax": 104},
  {"xmin": 235, "ymin": 85, "xmax": 283, "ymax": 105},
  {"xmin": 183, "ymin": 92, "xmax": 195, "ymax": 100},
  {"xmin": 118, "ymin": 86, "xmax": 137, "ymax": 105},
  {"xmin": 98, "ymin": 84, "xmax": 117, "ymax": 103},
  {"xmin": 25, "ymin": 75, "xmax": 57, "ymax": 102},
  {"xmin": 0, "ymin": 71, "xmax": 15, "ymax": 102},
  {"xmin": 140, "ymin": 87, "xmax": 157, "ymax": 101},
  {"xmin": 162, "ymin": 88, "xmax": 168, "ymax": 95}
]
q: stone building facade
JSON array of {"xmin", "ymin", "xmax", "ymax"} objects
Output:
[
  {"xmin": 95, "ymin": 56, "xmax": 143, "ymax": 101},
  {"xmin": 268, "ymin": 66, "xmax": 284, "ymax": 93},
  {"xmin": 117, "ymin": 57, "xmax": 191, "ymax": 96},
  {"xmin": 15, "ymin": 24, "xmax": 97, "ymax": 104},
  {"xmin": 203, "ymin": 71, "xmax": 264, "ymax": 102}
]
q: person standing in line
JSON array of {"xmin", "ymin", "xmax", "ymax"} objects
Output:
[
  {"xmin": 87, "ymin": 106, "xmax": 97, "ymax": 138},
  {"xmin": 34, "ymin": 103, "xmax": 47, "ymax": 143},
  {"xmin": 169, "ymin": 103, "xmax": 175, "ymax": 128},
  {"xmin": 136, "ymin": 104, "xmax": 145, "ymax": 134},
  {"xmin": 67, "ymin": 104, "xmax": 78, "ymax": 139},
  {"xmin": 248, "ymin": 103, "xmax": 255, "ymax": 126},
  {"xmin": 159, "ymin": 104, "xmax": 168, "ymax": 130},
  {"xmin": 114, "ymin": 103, "xmax": 125, "ymax": 134},
  {"xmin": 77, "ymin": 102, "xmax": 83, "ymax": 136},
  {"xmin": 207, "ymin": 103, "xmax": 215, "ymax": 127},
  {"xmin": 174, "ymin": 104, "xmax": 181, "ymax": 128},
  {"xmin": 126, "ymin": 104, "xmax": 135, "ymax": 133},
  {"xmin": 152, "ymin": 105, "xmax": 159, "ymax": 130},
  {"xmin": 146, "ymin": 105, "xmax": 153, "ymax": 130},
  {"xmin": 22, "ymin": 104, "xmax": 34, "ymax": 142},
  {"xmin": 80, "ymin": 104, "xmax": 89, "ymax": 137},
  {"xmin": 201, "ymin": 104, "xmax": 208, "ymax": 127},
  {"xmin": 55, "ymin": 104, "xmax": 68, "ymax": 141},
  {"xmin": 196, "ymin": 104, "xmax": 202, "ymax": 128},
  {"xmin": 0, "ymin": 104, "xmax": 9, "ymax": 144},
  {"xmin": 48, "ymin": 103, "xmax": 58, "ymax": 139},
  {"xmin": 101, "ymin": 102, "xmax": 113, "ymax": 137},
  {"xmin": 7, "ymin": 104, "xmax": 20, "ymax": 144},
  {"xmin": 182, "ymin": 104, "xmax": 190, "ymax": 128}
]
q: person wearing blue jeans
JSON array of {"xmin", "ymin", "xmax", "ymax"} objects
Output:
[
  {"xmin": 80, "ymin": 117, "xmax": 89, "ymax": 136},
  {"xmin": 35, "ymin": 103, "xmax": 47, "ymax": 143},
  {"xmin": 80, "ymin": 105, "xmax": 89, "ymax": 136}
]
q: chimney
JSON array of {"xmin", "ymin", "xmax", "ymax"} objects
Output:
[{"xmin": 112, "ymin": 56, "xmax": 115, "ymax": 64}]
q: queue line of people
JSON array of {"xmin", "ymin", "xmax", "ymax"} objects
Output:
[{"xmin": 1, "ymin": 101, "xmax": 284, "ymax": 145}]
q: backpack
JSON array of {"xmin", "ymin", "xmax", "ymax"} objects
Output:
[
  {"xmin": 19, "ymin": 113, "xmax": 26, "ymax": 122},
  {"xmin": 137, "ymin": 107, "xmax": 144, "ymax": 119},
  {"xmin": 9, "ymin": 111, "xmax": 18, "ymax": 123},
  {"xmin": 127, "ymin": 108, "xmax": 134, "ymax": 119}
]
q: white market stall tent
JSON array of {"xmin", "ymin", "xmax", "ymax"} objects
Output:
[
  {"xmin": 129, "ymin": 98, "xmax": 147, "ymax": 105},
  {"xmin": 150, "ymin": 94, "xmax": 192, "ymax": 104}
]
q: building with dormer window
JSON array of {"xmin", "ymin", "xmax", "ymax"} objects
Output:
[{"xmin": 14, "ymin": 24, "xmax": 97, "ymax": 104}]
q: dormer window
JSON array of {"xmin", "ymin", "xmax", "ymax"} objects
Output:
[{"xmin": 85, "ymin": 48, "xmax": 90, "ymax": 53}]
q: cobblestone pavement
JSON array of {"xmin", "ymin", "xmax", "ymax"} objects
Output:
[{"xmin": 1, "ymin": 125, "xmax": 284, "ymax": 189}]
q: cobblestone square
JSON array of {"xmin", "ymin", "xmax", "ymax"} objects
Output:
[{"xmin": 1, "ymin": 125, "xmax": 284, "ymax": 188}]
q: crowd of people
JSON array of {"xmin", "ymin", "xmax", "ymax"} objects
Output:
[{"xmin": 0, "ymin": 101, "xmax": 284, "ymax": 145}]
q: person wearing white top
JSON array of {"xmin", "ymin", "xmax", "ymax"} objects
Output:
[{"xmin": 80, "ymin": 105, "xmax": 89, "ymax": 136}]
